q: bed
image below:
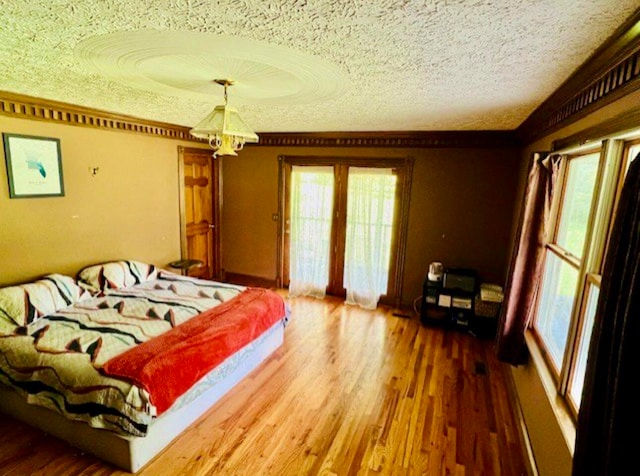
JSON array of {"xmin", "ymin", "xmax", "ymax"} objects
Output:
[{"xmin": 0, "ymin": 260, "xmax": 289, "ymax": 472}]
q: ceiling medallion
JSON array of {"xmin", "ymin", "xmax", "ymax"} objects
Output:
[{"xmin": 74, "ymin": 31, "xmax": 347, "ymax": 106}]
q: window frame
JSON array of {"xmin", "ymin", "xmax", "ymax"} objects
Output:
[
  {"xmin": 529, "ymin": 137, "xmax": 639, "ymax": 419},
  {"xmin": 558, "ymin": 140, "xmax": 640, "ymax": 415},
  {"xmin": 532, "ymin": 148, "xmax": 603, "ymax": 385}
]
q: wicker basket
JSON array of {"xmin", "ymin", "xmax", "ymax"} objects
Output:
[{"xmin": 474, "ymin": 295, "xmax": 501, "ymax": 318}]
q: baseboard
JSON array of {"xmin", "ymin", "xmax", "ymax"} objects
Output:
[
  {"xmin": 504, "ymin": 365, "xmax": 539, "ymax": 476},
  {"xmin": 224, "ymin": 272, "xmax": 277, "ymax": 289}
]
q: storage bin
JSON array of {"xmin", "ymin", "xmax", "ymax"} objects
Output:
[{"xmin": 474, "ymin": 295, "xmax": 501, "ymax": 318}]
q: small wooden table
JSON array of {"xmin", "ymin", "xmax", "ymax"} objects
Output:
[{"xmin": 168, "ymin": 259, "xmax": 204, "ymax": 276}]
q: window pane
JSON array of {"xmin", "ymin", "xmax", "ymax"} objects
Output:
[
  {"xmin": 535, "ymin": 252, "xmax": 579, "ymax": 370},
  {"xmin": 569, "ymin": 284, "xmax": 600, "ymax": 406},
  {"xmin": 625, "ymin": 144, "xmax": 640, "ymax": 178},
  {"xmin": 556, "ymin": 153, "xmax": 599, "ymax": 258}
]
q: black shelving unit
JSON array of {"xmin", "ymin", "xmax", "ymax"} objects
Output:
[
  {"xmin": 420, "ymin": 268, "xmax": 477, "ymax": 331},
  {"xmin": 420, "ymin": 275, "xmax": 450, "ymax": 327}
]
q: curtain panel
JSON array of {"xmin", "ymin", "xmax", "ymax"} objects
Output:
[
  {"xmin": 343, "ymin": 167, "xmax": 396, "ymax": 310},
  {"xmin": 495, "ymin": 153, "xmax": 561, "ymax": 366},
  {"xmin": 572, "ymin": 153, "xmax": 640, "ymax": 476},
  {"xmin": 288, "ymin": 166, "xmax": 334, "ymax": 299}
]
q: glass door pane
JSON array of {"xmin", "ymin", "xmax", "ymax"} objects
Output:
[
  {"xmin": 343, "ymin": 167, "xmax": 396, "ymax": 309},
  {"xmin": 288, "ymin": 166, "xmax": 334, "ymax": 298}
]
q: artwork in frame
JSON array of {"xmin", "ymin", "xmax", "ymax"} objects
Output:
[{"xmin": 3, "ymin": 133, "xmax": 64, "ymax": 198}]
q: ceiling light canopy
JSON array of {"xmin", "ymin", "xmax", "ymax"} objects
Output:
[{"xmin": 189, "ymin": 79, "xmax": 258, "ymax": 157}]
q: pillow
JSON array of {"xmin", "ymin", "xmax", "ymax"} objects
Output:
[
  {"xmin": 77, "ymin": 260, "xmax": 157, "ymax": 294},
  {"xmin": 0, "ymin": 274, "xmax": 89, "ymax": 328}
]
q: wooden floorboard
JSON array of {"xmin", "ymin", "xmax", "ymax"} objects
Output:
[{"xmin": 0, "ymin": 293, "xmax": 530, "ymax": 475}]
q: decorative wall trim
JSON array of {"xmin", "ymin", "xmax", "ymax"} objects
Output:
[
  {"xmin": 0, "ymin": 91, "xmax": 518, "ymax": 149},
  {"xmin": 518, "ymin": 9, "xmax": 640, "ymax": 144},
  {"xmin": 257, "ymin": 131, "xmax": 518, "ymax": 148},
  {"xmin": 0, "ymin": 91, "xmax": 200, "ymax": 142},
  {"xmin": 552, "ymin": 107, "xmax": 640, "ymax": 151}
]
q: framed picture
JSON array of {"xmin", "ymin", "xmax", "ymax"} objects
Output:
[{"xmin": 3, "ymin": 133, "xmax": 64, "ymax": 198}]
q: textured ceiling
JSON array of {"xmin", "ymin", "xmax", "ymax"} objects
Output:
[{"xmin": 0, "ymin": 1, "xmax": 638, "ymax": 133}]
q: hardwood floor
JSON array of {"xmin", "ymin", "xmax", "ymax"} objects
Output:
[{"xmin": 0, "ymin": 293, "xmax": 530, "ymax": 475}]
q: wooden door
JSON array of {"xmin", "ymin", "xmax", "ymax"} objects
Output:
[{"xmin": 178, "ymin": 147, "xmax": 221, "ymax": 279}]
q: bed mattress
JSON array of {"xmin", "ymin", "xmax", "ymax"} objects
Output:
[{"xmin": 0, "ymin": 271, "xmax": 288, "ymax": 437}]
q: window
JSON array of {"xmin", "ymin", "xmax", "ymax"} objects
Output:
[
  {"xmin": 536, "ymin": 253, "xmax": 580, "ymax": 371},
  {"xmin": 534, "ymin": 152, "xmax": 599, "ymax": 375},
  {"xmin": 568, "ymin": 277, "xmax": 599, "ymax": 406},
  {"xmin": 532, "ymin": 138, "xmax": 639, "ymax": 417},
  {"xmin": 554, "ymin": 154, "xmax": 600, "ymax": 258}
]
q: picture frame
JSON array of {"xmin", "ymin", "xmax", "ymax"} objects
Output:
[{"xmin": 3, "ymin": 133, "xmax": 64, "ymax": 198}]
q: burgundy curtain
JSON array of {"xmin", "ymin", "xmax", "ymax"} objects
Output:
[
  {"xmin": 495, "ymin": 153, "xmax": 561, "ymax": 365},
  {"xmin": 572, "ymin": 153, "xmax": 640, "ymax": 476}
]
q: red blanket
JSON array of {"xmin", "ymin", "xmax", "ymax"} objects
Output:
[{"xmin": 101, "ymin": 287, "xmax": 285, "ymax": 415}]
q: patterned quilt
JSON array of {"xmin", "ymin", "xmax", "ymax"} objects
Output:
[{"xmin": 0, "ymin": 272, "xmax": 286, "ymax": 437}]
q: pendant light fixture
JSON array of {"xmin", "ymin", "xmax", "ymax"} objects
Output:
[{"xmin": 189, "ymin": 79, "xmax": 259, "ymax": 157}]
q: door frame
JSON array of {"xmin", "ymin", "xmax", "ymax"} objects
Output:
[
  {"xmin": 177, "ymin": 146, "xmax": 223, "ymax": 279},
  {"xmin": 276, "ymin": 155, "xmax": 414, "ymax": 307}
]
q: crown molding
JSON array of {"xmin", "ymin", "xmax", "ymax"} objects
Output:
[
  {"xmin": 256, "ymin": 131, "xmax": 519, "ymax": 148},
  {"xmin": 552, "ymin": 106, "xmax": 640, "ymax": 151},
  {"xmin": 0, "ymin": 91, "xmax": 199, "ymax": 141},
  {"xmin": 6, "ymin": 62, "xmax": 638, "ymax": 153},
  {"xmin": 0, "ymin": 90, "xmax": 519, "ymax": 149},
  {"xmin": 517, "ymin": 8, "xmax": 640, "ymax": 145}
]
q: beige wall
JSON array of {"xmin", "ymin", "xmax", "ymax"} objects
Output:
[
  {"xmin": 0, "ymin": 116, "xmax": 203, "ymax": 285},
  {"xmin": 509, "ymin": 90, "xmax": 640, "ymax": 476},
  {"xmin": 0, "ymin": 112, "xmax": 521, "ymax": 306},
  {"xmin": 221, "ymin": 145, "xmax": 521, "ymax": 306}
]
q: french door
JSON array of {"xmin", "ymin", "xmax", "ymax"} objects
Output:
[{"xmin": 277, "ymin": 156, "xmax": 414, "ymax": 306}]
